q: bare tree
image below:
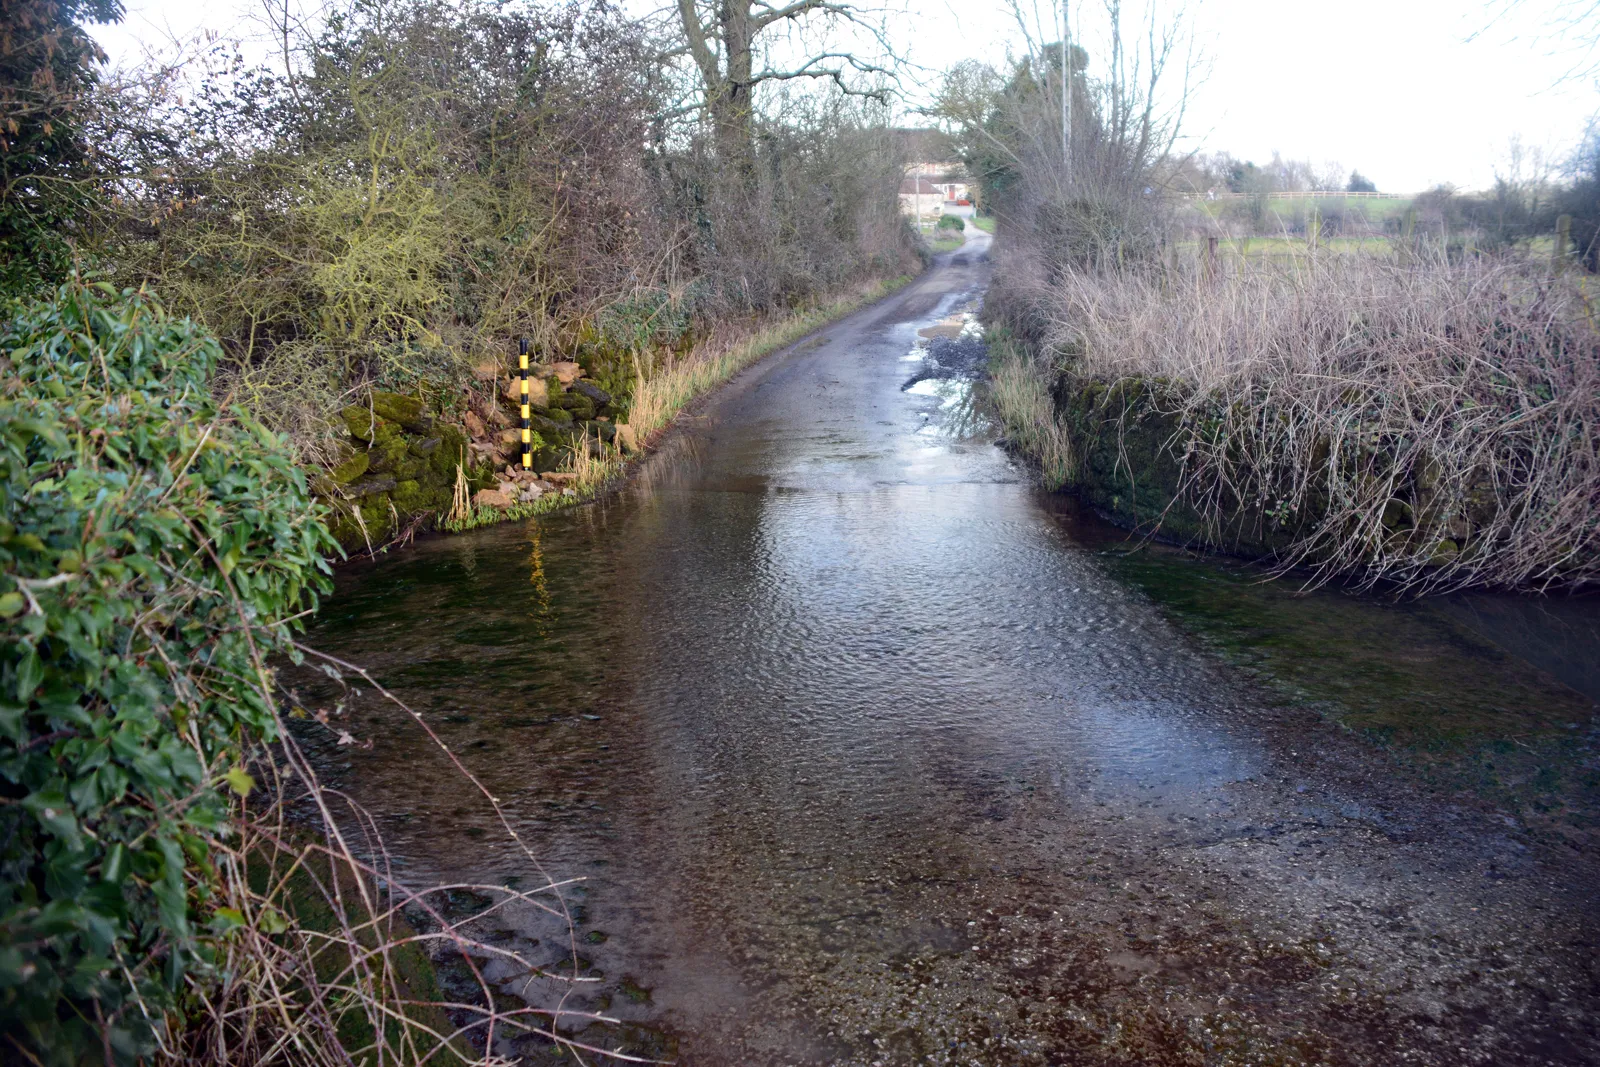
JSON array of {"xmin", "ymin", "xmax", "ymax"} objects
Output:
[
  {"xmin": 936, "ymin": 0, "xmax": 1200, "ymax": 268},
  {"xmin": 665, "ymin": 0, "xmax": 898, "ymax": 166},
  {"xmin": 1473, "ymin": 0, "xmax": 1600, "ymax": 84}
]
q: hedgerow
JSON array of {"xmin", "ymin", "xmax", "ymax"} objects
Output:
[{"xmin": 0, "ymin": 281, "xmax": 336, "ymax": 1063}]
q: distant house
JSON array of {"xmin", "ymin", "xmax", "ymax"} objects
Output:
[
  {"xmin": 898, "ymin": 177, "xmax": 946, "ymax": 220},
  {"xmin": 898, "ymin": 172, "xmax": 971, "ymax": 219}
]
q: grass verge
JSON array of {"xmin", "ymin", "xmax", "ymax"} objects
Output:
[{"xmin": 626, "ymin": 272, "xmax": 915, "ymax": 440}]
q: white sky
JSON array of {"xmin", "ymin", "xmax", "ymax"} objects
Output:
[{"xmin": 93, "ymin": 0, "xmax": 1599, "ymax": 192}]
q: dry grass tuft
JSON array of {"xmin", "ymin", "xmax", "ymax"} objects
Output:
[{"xmin": 986, "ymin": 337, "xmax": 1078, "ymax": 490}]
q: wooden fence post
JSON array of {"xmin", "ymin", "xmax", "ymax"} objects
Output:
[
  {"xmin": 1555, "ymin": 214, "xmax": 1573, "ymax": 273},
  {"xmin": 1206, "ymin": 235, "xmax": 1218, "ymax": 281}
]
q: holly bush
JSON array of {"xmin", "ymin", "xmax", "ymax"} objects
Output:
[{"xmin": 0, "ymin": 281, "xmax": 337, "ymax": 1063}]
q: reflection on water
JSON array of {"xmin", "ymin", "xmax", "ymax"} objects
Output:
[
  {"xmin": 1439, "ymin": 593, "xmax": 1600, "ymax": 703},
  {"xmin": 294, "ymin": 248, "xmax": 1600, "ymax": 1065},
  {"xmin": 1062, "ymin": 506, "xmax": 1600, "ymax": 842}
]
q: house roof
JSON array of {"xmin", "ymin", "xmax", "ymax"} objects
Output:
[{"xmin": 899, "ymin": 178, "xmax": 943, "ymax": 195}]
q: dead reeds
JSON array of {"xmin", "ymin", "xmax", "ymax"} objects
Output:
[{"xmin": 1023, "ymin": 249, "xmax": 1600, "ymax": 592}]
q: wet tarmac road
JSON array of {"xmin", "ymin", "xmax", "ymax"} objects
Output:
[{"xmin": 299, "ymin": 229, "xmax": 1600, "ymax": 1065}]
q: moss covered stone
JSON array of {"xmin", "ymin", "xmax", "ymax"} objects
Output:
[
  {"xmin": 393, "ymin": 479, "xmax": 446, "ymax": 514},
  {"xmin": 327, "ymin": 494, "xmax": 396, "ymax": 547},
  {"xmin": 323, "ymin": 393, "xmax": 507, "ymax": 552},
  {"xmin": 365, "ymin": 432, "xmax": 410, "ymax": 475},
  {"xmin": 430, "ymin": 426, "xmax": 470, "ymax": 477},
  {"xmin": 330, "ymin": 451, "xmax": 370, "ymax": 485},
  {"xmin": 558, "ymin": 392, "xmax": 597, "ymax": 421},
  {"xmin": 370, "ymin": 390, "xmax": 429, "ymax": 431},
  {"xmin": 343, "ymin": 405, "xmax": 383, "ymax": 441}
]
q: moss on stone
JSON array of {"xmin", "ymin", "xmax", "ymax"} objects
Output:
[
  {"xmin": 327, "ymin": 494, "xmax": 396, "ymax": 548},
  {"xmin": 393, "ymin": 478, "xmax": 449, "ymax": 515},
  {"xmin": 369, "ymin": 390, "xmax": 428, "ymax": 431},
  {"xmin": 342, "ymin": 405, "xmax": 382, "ymax": 441},
  {"xmin": 365, "ymin": 432, "xmax": 409, "ymax": 475},
  {"xmin": 430, "ymin": 427, "xmax": 469, "ymax": 477},
  {"xmin": 330, "ymin": 451, "xmax": 370, "ymax": 485},
  {"xmin": 558, "ymin": 392, "xmax": 597, "ymax": 421}
]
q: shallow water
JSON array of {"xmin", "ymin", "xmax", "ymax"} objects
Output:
[{"xmin": 296, "ymin": 231, "xmax": 1600, "ymax": 1065}]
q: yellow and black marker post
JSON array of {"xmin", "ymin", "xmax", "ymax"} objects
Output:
[{"xmin": 518, "ymin": 337, "xmax": 532, "ymax": 471}]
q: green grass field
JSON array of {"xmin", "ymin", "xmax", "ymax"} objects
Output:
[
  {"xmin": 971, "ymin": 216, "xmax": 996, "ymax": 234},
  {"xmin": 1190, "ymin": 194, "xmax": 1417, "ymax": 228},
  {"xmin": 1167, "ymin": 234, "xmax": 1395, "ymax": 267}
]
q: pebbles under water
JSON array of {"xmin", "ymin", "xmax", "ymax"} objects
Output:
[{"xmin": 295, "ymin": 231, "xmax": 1600, "ymax": 1065}]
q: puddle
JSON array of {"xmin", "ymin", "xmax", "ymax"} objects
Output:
[{"xmin": 901, "ymin": 308, "xmax": 990, "ymax": 439}]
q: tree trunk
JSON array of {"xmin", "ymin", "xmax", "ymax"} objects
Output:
[{"xmin": 713, "ymin": 0, "xmax": 756, "ymax": 173}]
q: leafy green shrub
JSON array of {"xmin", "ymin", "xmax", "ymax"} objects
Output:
[
  {"xmin": 0, "ymin": 281, "xmax": 336, "ymax": 1063},
  {"xmin": 936, "ymin": 213, "xmax": 965, "ymax": 231}
]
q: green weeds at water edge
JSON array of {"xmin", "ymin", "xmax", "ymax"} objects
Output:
[{"xmin": 442, "ymin": 484, "xmax": 598, "ymax": 534}]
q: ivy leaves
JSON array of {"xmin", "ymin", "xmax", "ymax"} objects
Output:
[{"xmin": 0, "ymin": 282, "xmax": 337, "ymax": 1064}]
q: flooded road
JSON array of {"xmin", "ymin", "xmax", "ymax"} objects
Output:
[{"xmin": 298, "ymin": 229, "xmax": 1600, "ymax": 1065}]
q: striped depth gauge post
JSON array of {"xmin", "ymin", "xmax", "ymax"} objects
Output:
[{"xmin": 518, "ymin": 337, "xmax": 532, "ymax": 470}]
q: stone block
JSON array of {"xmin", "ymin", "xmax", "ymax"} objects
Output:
[
  {"xmin": 473, "ymin": 488, "xmax": 513, "ymax": 509},
  {"xmin": 369, "ymin": 391, "xmax": 428, "ymax": 431},
  {"xmin": 330, "ymin": 451, "xmax": 370, "ymax": 484}
]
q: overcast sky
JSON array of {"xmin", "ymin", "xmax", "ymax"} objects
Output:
[{"xmin": 93, "ymin": 0, "xmax": 1598, "ymax": 193}]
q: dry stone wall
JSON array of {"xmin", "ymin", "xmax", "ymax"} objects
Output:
[{"xmin": 314, "ymin": 362, "xmax": 630, "ymax": 553}]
